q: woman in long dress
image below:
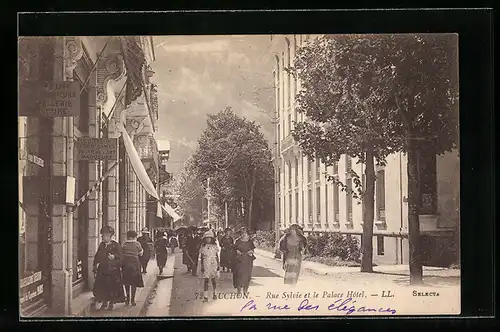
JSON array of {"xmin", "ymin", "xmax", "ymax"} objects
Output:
[
  {"xmin": 199, "ymin": 230, "xmax": 220, "ymax": 302},
  {"xmin": 232, "ymin": 227, "xmax": 255, "ymax": 294},
  {"xmin": 279, "ymin": 224, "xmax": 307, "ymax": 285},
  {"xmin": 155, "ymin": 232, "xmax": 169, "ymax": 275},
  {"xmin": 219, "ymin": 228, "xmax": 234, "ymax": 272},
  {"xmin": 121, "ymin": 230, "xmax": 145, "ymax": 306},
  {"xmin": 92, "ymin": 225, "xmax": 125, "ymax": 311}
]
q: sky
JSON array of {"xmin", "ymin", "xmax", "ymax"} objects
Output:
[{"xmin": 150, "ymin": 35, "xmax": 276, "ymax": 175}]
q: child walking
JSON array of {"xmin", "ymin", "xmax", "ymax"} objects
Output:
[
  {"xmin": 121, "ymin": 230, "xmax": 144, "ymax": 306},
  {"xmin": 199, "ymin": 230, "xmax": 220, "ymax": 302}
]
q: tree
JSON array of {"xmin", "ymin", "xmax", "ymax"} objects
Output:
[
  {"xmin": 291, "ymin": 34, "xmax": 458, "ymax": 283},
  {"xmin": 192, "ymin": 107, "xmax": 274, "ymax": 229},
  {"xmin": 172, "ymin": 157, "xmax": 205, "ymax": 225},
  {"xmin": 291, "ymin": 35, "xmax": 404, "ymax": 273}
]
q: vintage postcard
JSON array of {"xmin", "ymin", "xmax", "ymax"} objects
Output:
[{"xmin": 18, "ymin": 34, "xmax": 460, "ymax": 318}]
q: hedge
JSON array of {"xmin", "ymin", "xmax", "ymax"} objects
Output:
[{"xmin": 253, "ymin": 230, "xmax": 361, "ymax": 265}]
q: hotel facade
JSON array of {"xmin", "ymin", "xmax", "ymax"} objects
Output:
[
  {"xmin": 270, "ymin": 35, "xmax": 459, "ymax": 267},
  {"xmin": 18, "ymin": 36, "xmax": 173, "ymax": 316}
]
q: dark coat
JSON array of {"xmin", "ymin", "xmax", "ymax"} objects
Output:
[
  {"xmin": 93, "ymin": 240, "xmax": 125, "ymax": 303},
  {"xmin": 137, "ymin": 235, "xmax": 153, "ymax": 259},
  {"xmin": 155, "ymin": 237, "xmax": 169, "ymax": 268}
]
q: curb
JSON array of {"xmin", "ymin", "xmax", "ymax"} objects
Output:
[{"xmin": 143, "ymin": 252, "xmax": 177, "ymax": 316}]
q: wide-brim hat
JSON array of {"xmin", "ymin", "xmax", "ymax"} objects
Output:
[
  {"xmin": 141, "ymin": 227, "xmax": 150, "ymax": 233},
  {"xmin": 100, "ymin": 225, "xmax": 115, "ymax": 235},
  {"xmin": 289, "ymin": 223, "xmax": 304, "ymax": 233},
  {"xmin": 202, "ymin": 230, "xmax": 216, "ymax": 240}
]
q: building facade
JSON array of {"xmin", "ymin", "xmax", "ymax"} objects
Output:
[
  {"xmin": 270, "ymin": 34, "xmax": 459, "ymax": 266},
  {"xmin": 18, "ymin": 36, "xmax": 162, "ymax": 316}
]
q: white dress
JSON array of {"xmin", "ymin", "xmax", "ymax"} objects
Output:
[{"xmin": 200, "ymin": 244, "xmax": 219, "ymax": 278}]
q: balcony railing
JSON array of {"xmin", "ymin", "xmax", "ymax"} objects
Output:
[
  {"xmin": 281, "ymin": 134, "xmax": 295, "ymax": 153},
  {"xmin": 138, "ymin": 137, "xmax": 159, "ymax": 169}
]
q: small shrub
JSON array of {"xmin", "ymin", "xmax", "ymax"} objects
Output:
[
  {"xmin": 254, "ymin": 230, "xmax": 361, "ymax": 263},
  {"xmin": 305, "ymin": 232, "xmax": 361, "ymax": 262}
]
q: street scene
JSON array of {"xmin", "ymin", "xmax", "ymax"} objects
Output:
[{"xmin": 18, "ymin": 34, "xmax": 460, "ymax": 318}]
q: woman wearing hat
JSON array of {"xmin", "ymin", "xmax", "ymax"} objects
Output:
[
  {"xmin": 279, "ymin": 224, "xmax": 307, "ymax": 285},
  {"xmin": 219, "ymin": 228, "xmax": 234, "ymax": 272},
  {"xmin": 92, "ymin": 225, "xmax": 125, "ymax": 310},
  {"xmin": 154, "ymin": 231, "xmax": 169, "ymax": 275},
  {"xmin": 232, "ymin": 227, "xmax": 255, "ymax": 295},
  {"xmin": 137, "ymin": 227, "xmax": 153, "ymax": 274},
  {"xmin": 199, "ymin": 230, "xmax": 220, "ymax": 302}
]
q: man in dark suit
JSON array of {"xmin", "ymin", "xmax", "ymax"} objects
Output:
[{"xmin": 185, "ymin": 228, "xmax": 201, "ymax": 276}]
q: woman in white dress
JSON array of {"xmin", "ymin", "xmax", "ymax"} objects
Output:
[{"xmin": 199, "ymin": 230, "xmax": 220, "ymax": 302}]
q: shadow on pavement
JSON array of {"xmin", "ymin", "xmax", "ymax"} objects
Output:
[{"xmin": 251, "ymin": 266, "xmax": 281, "ymax": 278}]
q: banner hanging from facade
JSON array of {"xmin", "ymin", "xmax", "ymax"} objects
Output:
[
  {"xmin": 121, "ymin": 127, "xmax": 160, "ymax": 200},
  {"xmin": 161, "ymin": 202, "xmax": 181, "ymax": 222}
]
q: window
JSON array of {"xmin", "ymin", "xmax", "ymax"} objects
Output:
[
  {"xmin": 376, "ymin": 170, "xmax": 386, "ymax": 221},
  {"xmin": 288, "ymin": 113, "xmax": 292, "ymax": 135},
  {"xmin": 294, "ymin": 157, "xmax": 299, "ymax": 187},
  {"xmin": 289, "ymin": 193, "xmax": 292, "ymax": 223},
  {"xmin": 288, "ymin": 162, "xmax": 292, "ymax": 190},
  {"xmin": 307, "ymin": 188, "xmax": 313, "ymax": 225},
  {"xmin": 307, "ymin": 159, "xmax": 312, "ymax": 183},
  {"xmin": 377, "ymin": 235, "xmax": 385, "ymax": 255},
  {"xmin": 325, "ymin": 184, "xmax": 329, "ymax": 226},
  {"xmin": 277, "ymin": 124, "xmax": 281, "ymax": 147},
  {"xmin": 418, "ymin": 151, "xmax": 437, "ymax": 214},
  {"xmin": 333, "ymin": 161, "xmax": 338, "ymax": 175},
  {"xmin": 346, "ymin": 178, "xmax": 353, "ymax": 223},
  {"xmin": 334, "ymin": 182, "xmax": 340, "ymax": 223},
  {"xmin": 277, "ymin": 166, "xmax": 281, "ymax": 189},
  {"xmin": 346, "ymin": 156, "xmax": 352, "ymax": 172},
  {"xmin": 295, "ymin": 192, "xmax": 299, "ymax": 223},
  {"xmin": 278, "ymin": 196, "xmax": 281, "ymax": 228},
  {"xmin": 316, "ymin": 157, "xmax": 321, "ymax": 181},
  {"xmin": 301, "ymin": 191, "xmax": 305, "ymax": 225},
  {"xmin": 281, "ymin": 54, "xmax": 285, "ymax": 116},
  {"xmin": 316, "ymin": 186, "xmax": 321, "ymax": 222}
]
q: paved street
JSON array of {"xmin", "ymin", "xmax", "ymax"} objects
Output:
[{"xmin": 145, "ymin": 250, "xmax": 460, "ymax": 317}]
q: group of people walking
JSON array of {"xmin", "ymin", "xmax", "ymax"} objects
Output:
[
  {"xmin": 91, "ymin": 225, "xmax": 177, "ymax": 311},
  {"xmin": 179, "ymin": 226, "xmax": 256, "ymax": 302}
]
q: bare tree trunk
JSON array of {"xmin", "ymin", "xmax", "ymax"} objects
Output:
[
  {"xmin": 407, "ymin": 134, "xmax": 423, "ymax": 284},
  {"xmin": 248, "ymin": 166, "xmax": 257, "ymax": 229},
  {"xmin": 361, "ymin": 149, "xmax": 375, "ymax": 272}
]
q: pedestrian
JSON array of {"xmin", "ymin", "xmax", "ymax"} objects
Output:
[
  {"xmin": 137, "ymin": 227, "xmax": 153, "ymax": 274},
  {"xmin": 279, "ymin": 224, "xmax": 307, "ymax": 286},
  {"xmin": 220, "ymin": 228, "xmax": 234, "ymax": 272},
  {"xmin": 232, "ymin": 227, "xmax": 255, "ymax": 295},
  {"xmin": 169, "ymin": 232, "xmax": 179, "ymax": 254},
  {"xmin": 155, "ymin": 231, "xmax": 169, "ymax": 275},
  {"xmin": 121, "ymin": 230, "xmax": 145, "ymax": 306},
  {"xmin": 185, "ymin": 228, "xmax": 202, "ymax": 276},
  {"xmin": 199, "ymin": 230, "xmax": 220, "ymax": 302},
  {"xmin": 92, "ymin": 225, "xmax": 125, "ymax": 311}
]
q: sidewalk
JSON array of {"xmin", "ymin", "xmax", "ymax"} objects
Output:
[
  {"xmin": 255, "ymin": 248, "xmax": 461, "ymax": 278},
  {"xmin": 71, "ymin": 254, "xmax": 175, "ymax": 317}
]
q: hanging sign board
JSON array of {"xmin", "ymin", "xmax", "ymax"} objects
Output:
[
  {"xmin": 78, "ymin": 138, "xmax": 118, "ymax": 160},
  {"xmin": 19, "ymin": 81, "xmax": 80, "ymax": 117},
  {"xmin": 19, "ymin": 149, "xmax": 44, "ymax": 167},
  {"xmin": 39, "ymin": 81, "xmax": 80, "ymax": 117}
]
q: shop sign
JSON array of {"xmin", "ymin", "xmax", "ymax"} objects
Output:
[
  {"xmin": 20, "ymin": 271, "xmax": 42, "ymax": 289},
  {"xmin": 39, "ymin": 81, "xmax": 80, "ymax": 117},
  {"xmin": 78, "ymin": 138, "xmax": 118, "ymax": 160},
  {"xmin": 20, "ymin": 284, "xmax": 44, "ymax": 305},
  {"xmin": 76, "ymin": 260, "xmax": 83, "ymax": 280},
  {"xmin": 19, "ymin": 149, "xmax": 44, "ymax": 167}
]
